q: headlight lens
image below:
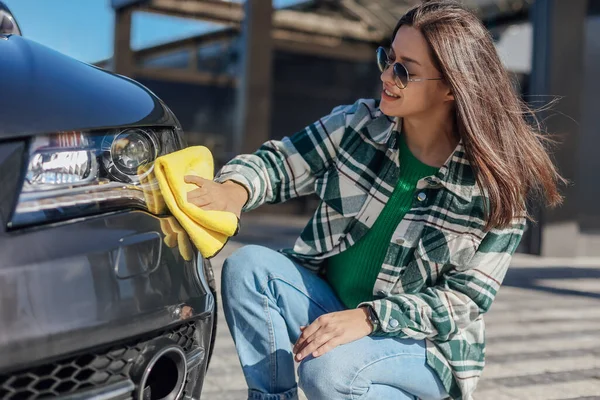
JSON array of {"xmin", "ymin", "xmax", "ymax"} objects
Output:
[
  {"xmin": 108, "ymin": 129, "xmax": 158, "ymax": 179},
  {"xmin": 10, "ymin": 127, "xmax": 181, "ymax": 228}
]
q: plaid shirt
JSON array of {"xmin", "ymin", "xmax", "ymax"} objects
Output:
[{"xmin": 215, "ymin": 99, "xmax": 525, "ymax": 400}]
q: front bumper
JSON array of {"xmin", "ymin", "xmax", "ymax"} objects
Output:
[{"xmin": 0, "ymin": 210, "xmax": 216, "ymax": 399}]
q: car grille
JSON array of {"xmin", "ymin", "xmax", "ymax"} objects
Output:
[{"xmin": 0, "ymin": 321, "xmax": 199, "ymax": 400}]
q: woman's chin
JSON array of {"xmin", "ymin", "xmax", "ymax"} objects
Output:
[{"xmin": 380, "ymin": 101, "xmax": 404, "ymax": 118}]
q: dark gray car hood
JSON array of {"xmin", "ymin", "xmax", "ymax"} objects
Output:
[{"xmin": 0, "ymin": 35, "xmax": 174, "ymax": 139}]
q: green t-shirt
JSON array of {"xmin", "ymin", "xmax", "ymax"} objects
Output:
[{"xmin": 326, "ymin": 134, "xmax": 440, "ymax": 308}]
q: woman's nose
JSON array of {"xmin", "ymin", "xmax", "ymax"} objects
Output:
[{"xmin": 380, "ymin": 66, "xmax": 394, "ymax": 84}]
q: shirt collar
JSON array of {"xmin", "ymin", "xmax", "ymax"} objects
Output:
[
  {"xmin": 365, "ymin": 111, "xmax": 397, "ymax": 145},
  {"xmin": 433, "ymin": 141, "xmax": 477, "ymax": 202},
  {"xmin": 368, "ymin": 115, "xmax": 477, "ymax": 202}
]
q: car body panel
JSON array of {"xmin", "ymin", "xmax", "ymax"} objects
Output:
[{"xmin": 0, "ymin": 210, "xmax": 215, "ymax": 374}]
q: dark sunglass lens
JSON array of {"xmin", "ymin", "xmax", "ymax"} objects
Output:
[
  {"xmin": 393, "ymin": 63, "xmax": 408, "ymax": 89},
  {"xmin": 376, "ymin": 48, "xmax": 387, "ymax": 73}
]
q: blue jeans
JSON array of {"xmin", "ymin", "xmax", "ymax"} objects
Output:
[{"xmin": 221, "ymin": 245, "xmax": 448, "ymax": 400}]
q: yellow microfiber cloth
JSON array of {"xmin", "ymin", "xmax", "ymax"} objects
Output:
[
  {"xmin": 138, "ymin": 164, "xmax": 166, "ymax": 215},
  {"xmin": 152, "ymin": 146, "xmax": 239, "ymax": 258},
  {"xmin": 160, "ymin": 217, "xmax": 194, "ymax": 262},
  {"xmin": 137, "ymin": 164, "xmax": 205, "ymax": 261}
]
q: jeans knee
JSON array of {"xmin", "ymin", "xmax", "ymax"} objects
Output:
[
  {"xmin": 298, "ymin": 354, "xmax": 349, "ymax": 399},
  {"xmin": 221, "ymin": 245, "xmax": 274, "ymax": 295}
]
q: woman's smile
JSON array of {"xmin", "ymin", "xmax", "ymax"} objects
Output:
[{"xmin": 382, "ymin": 85, "xmax": 401, "ymax": 101}]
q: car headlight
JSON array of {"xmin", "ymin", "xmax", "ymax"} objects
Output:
[{"xmin": 9, "ymin": 127, "xmax": 182, "ymax": 228}]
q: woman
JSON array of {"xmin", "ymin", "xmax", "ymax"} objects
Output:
[{"xmin": 184, "ymin": 1, "xmax": 563, "ymax": 399}]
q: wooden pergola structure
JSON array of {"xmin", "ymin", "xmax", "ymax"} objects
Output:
[
  {"xmin": 111, "ymin": 0, "xmax": 533, "ymax": 75},
  {"xmin": 110, "ymin": 0, "xmax": 532, "ymax": 150}
]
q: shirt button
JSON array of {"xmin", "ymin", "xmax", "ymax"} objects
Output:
[
  {"xmin": 395, "ymin": 238, "xmax": 405, "ymax": 245},
  {"xmin": 417, "ymin": 192, "xmax": 427, "ymax": 202},
  {"xmin": 389, "ymin": 319, "xmax": 399, "ymax": 328},
  {"xmin": 377, "ymin": 290, "xmax": 386, "ymax": 296}
]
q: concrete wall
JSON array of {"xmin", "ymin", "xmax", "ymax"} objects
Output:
[
  {"xmin": 541, "ymin": 10, "xmax": 600, "ymax": 257},
  {"xmin": 578, "ymin": 15, "xmax": 600, "ymax": 233},
  {"xmin": 575, "ymin": 14, "xmax": 600, "ymax": 256}
]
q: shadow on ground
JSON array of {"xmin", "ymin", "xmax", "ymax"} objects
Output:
[{"xmin": 503, "ymin": 266, "xmax": 600, "ymax": 299}]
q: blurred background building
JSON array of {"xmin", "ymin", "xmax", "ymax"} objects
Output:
[{"xmin": 98, "ymin": 0, "xmax": 599, "ymax": 258}]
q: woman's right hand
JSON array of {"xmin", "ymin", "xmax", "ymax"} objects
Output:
[{"xmin": 184, "ymin": 176, "xmax": 249, "ymax": 218}]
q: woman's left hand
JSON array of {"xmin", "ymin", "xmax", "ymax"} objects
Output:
[{"xmin": 293, "ymin": 308, "xmax": 373, "ymax": 361}]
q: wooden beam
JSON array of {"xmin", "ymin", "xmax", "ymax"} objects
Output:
[
  {"xmin": 135, "ymin": 29, "xmax": 234, "ymax": 58},
  {"xmin": 272, "ymin": 30, "xmax": 374, "ymax": 62},
  {"xmin": 134, "ymin": 67, "xmax": 236, "ymax": 87},
  {"xmin": 273, "ymin": 83, "xmax": 362, "ymax": 101},
  {"xmin": 142, "ymin": 0, "xmax": 243, "ymax": 25},
  {"xmin": 123, "ymin": 0, "xmax": 532, "ymax": 44},
  {"xmin": 340, "ymin": 0, "xmax": 396, "ymax": 34},
  {"xmin": 274, "ymin": 10, "xmax": 383, "ymax": 42},
  {"xmin": 140, "ymin": 0, "xmax": 383, "ymax": 42},
  {"xmin": 126, "ymin": 29, "xmax": 372, "ymax": 79}
]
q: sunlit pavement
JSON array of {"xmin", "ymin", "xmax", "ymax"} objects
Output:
[{"xmin": 202, "ymin": 213, "xmax": 600, "ymax": 400}]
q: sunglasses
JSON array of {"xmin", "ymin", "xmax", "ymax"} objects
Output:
[{"xmin": 376, "ymin": 47, "xmax": 443, "ymax": 89}]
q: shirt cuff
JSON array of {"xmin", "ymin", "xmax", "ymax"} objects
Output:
[{"xmin": 358, "ymin": 299, "xmax": 409, "ymax": 336}]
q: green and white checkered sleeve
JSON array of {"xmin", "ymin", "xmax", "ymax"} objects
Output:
[
  {"xmin": 360, "ymin": 218, "xmax": 526, "ymax": 341},
  {"xmin": 214, "ymin": 100, "xmax": 369, "ymax": 211}
]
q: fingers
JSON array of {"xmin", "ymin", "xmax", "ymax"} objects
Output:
[
  {"xmin": 187, "ymin": 188, "xmax": 213, "ymax": 208},
  {"xmin": 299, "ymin": 319, "xmax": 321, "ymax": 342},
  {"xmin": 184, "ymin": 175, "xmax": 208, "ymax": 186},
  {"xmin": 311, "ymin": 339, "xmax": 340, "ymax": 358},
  {"xmin": 186, "ymin": 192, "xmax": 220, "ymax": 211},
  {"xmin": 293, "ymin": 310, "xmax": 372, "ymax": 362},
  {"xmin": 296, "ymin": 331, "xmax": 335, "ymax": 361},
  {"xmin": 293, "ymin": 315, "xmax": 332, "ymax": 358},
  {"xmin": 293, "ymin": 325, "xmax": 306, "ymax": 350},
  {"xmin": 183, "ymin": 176, "xmax": 233, "ymax": 213},
  {"xmin": 294, "ymin": 320, "xmax": 320, "ymax": 352}
]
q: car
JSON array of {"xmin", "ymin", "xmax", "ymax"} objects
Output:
[{"xmin": 0, "ymin": 2, "xmax": 217, "ymax": 399}]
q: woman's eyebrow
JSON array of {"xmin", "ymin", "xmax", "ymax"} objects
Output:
[
  {"xmin": 389, "ymin": 48, "xmax": 422, "ymax": 67},
  {"xmin": 401, "ymin": 56, "xmax": 422, "ymax": 66}
]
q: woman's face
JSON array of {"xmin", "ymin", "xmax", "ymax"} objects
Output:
[{"xmin": 379, "ymin": 25, "xmax": 452, "ymax": 118}]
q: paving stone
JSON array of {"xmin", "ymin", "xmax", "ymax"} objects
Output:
[{"xmin": 203, "ymin": 215, "xmax": 600, "ymax": 399}]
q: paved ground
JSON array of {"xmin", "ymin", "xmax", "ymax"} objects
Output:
[{"xmin": 202, "ymin": 213, "xmax": 600, "ymax": 400}]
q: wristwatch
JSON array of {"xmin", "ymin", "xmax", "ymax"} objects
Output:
[{"xmin": 361, "ymin": 305, "xmax": 380, "ymax": 333}]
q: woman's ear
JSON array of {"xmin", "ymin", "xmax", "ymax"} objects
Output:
[
  {"xmin": 444, "ymin": 86, "xmax": 454, "ymax": 102},
  {"xmin": 439, "ymin": 77, "xmax": 454, "ymax": 102}
]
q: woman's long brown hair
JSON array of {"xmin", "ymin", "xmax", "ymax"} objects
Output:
[{"xmin": 395, "ymin": 0, "xmax": 564, "ymax": 230}]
